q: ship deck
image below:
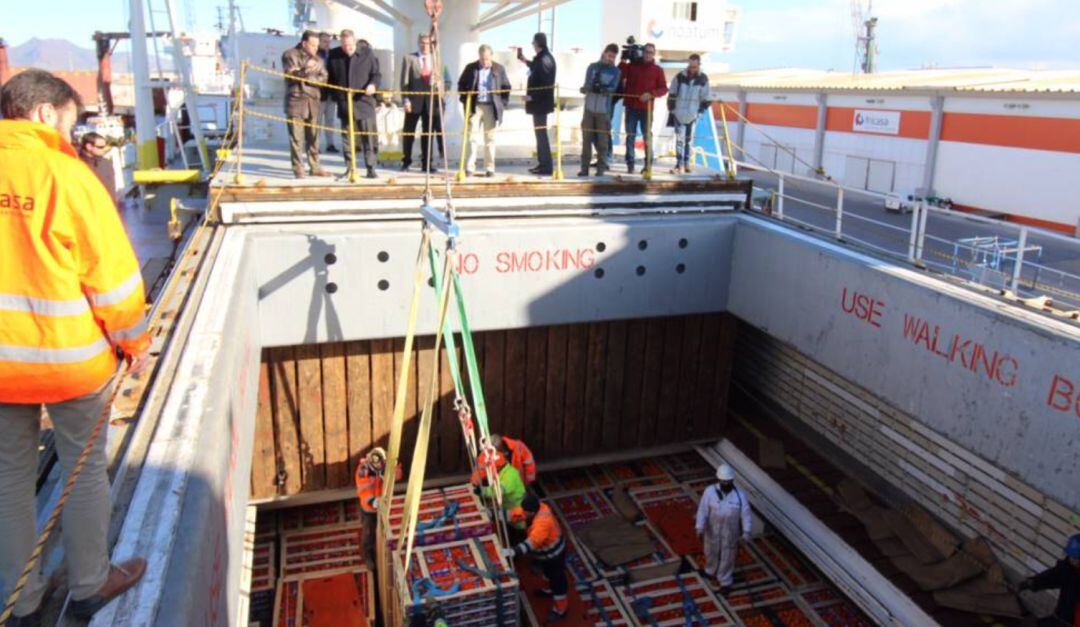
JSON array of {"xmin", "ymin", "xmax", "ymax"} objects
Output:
[{"xmin": 209, "ymin": 145, "xmax": 751, "ymax": 206}]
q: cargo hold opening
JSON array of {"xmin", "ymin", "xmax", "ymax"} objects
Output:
[{"xmin": 106, "ymin": 212, "xmax": 1080, "ymax": 626}]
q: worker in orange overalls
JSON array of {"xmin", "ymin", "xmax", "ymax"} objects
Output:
[
  {"xmin": 503, "ymin": 493, "xmax": 569, "ymax": 623},
  {"xmin": 471, "ymin": 433, "xmax": 536, "ymax": 487},
  {"xmin": 355, "ymin": 447, "xmax": 402, "ymax": 566},
  {"xmin": 0, "ymin": 69, "xmax": 151, "ymax": 625}
]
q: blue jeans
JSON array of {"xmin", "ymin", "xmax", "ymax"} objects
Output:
[
  {"xmin": 624, "ymin": 107, "xmax": 652, "ymax": 169},
  {"xmin": 675, "ymin": 121, "xmax": 696, "ymax": 166}
]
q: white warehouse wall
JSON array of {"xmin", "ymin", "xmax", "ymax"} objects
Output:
[
  {"xmin": 822, "ymin": 133, "xmax": 927, "ymax": 196},
  {"xmin": 936, "ymin": 142, "xmax": 1080, "ymax": 227}
]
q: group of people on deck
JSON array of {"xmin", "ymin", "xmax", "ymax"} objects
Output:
[{"xmin": 280, "ymin": 30, "xmax": 714, "ymax": 181}]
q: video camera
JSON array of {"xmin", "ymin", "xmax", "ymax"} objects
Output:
[{"xmin": 621, "ymin": 36, "xmax": 645, "ymax": 64}]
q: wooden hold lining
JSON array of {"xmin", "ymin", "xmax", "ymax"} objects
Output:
[{"xmin": 252, "ymin": 314, "xmax": 737, "ymax": 498}]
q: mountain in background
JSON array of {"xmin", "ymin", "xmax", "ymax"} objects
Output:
[{"xmin": 10, "ymin": 37, "xmax": 134, "ymax": 73}]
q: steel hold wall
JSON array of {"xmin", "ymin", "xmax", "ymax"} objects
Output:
[
  {"xmin": 735, "ymin": 322, "xmax": 1080, "ymax": 578},
  {"xmin": 249, "ymin": 216, "xmax": 737, "ymax": 347},
  {"xmin": 727, "ymin": 217, "xmax": 1080, "ymax": 537},
  {"xmin": 94, "ymin": 230, "xmax": 262, "ymax": 627}
]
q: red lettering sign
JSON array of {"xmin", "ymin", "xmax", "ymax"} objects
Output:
[
  {"xmin": 840, "ymin": 287, "xmax": 885, "ymax": 329},
  {"xmin": 900, "ymin": 313, "xmax": 1019, "ymax": 389},
  {"xmin": 494, "ymin": 248, "xmax": 596, "ymax": 274},
  {"xmin": 454, "ymin": 252, "xmax": 480, "ymax": 275},
  {"xmin": 1045, "ymin": 373, "xmax": 1080, "ymax": 419}
]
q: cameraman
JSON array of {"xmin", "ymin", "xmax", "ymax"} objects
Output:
[
  {"xmin": 618, "ymin": 42, "xmax": 667, "ymax": 175},
  {"xmin": 578, "ymin": 43, "xmax": 620, "ymax": 177}
]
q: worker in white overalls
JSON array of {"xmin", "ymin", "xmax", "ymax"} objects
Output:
[{"xmin": 695, "ymin": 463, "xmax": 753, "ymax": 594}]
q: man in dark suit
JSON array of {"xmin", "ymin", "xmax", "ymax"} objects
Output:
[
  {"xmin": 517, "ymin": 32, "xmax": 556, "ymax": 176},
  {"xmin": 457, "ymin": 45, "xmax": 511, "ymax": 177},
  {"xmin": 399, "ymin": 33, "xmax": 443, "ymax": 172},
  {"xmin": 327, "ymin": 29, "xmax": 381, "ymax": 179}
]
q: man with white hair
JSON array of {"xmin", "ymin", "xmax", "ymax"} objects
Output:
[{"xmin": 695, "ymin": 463, "xmax": 752, "ymax": 594}]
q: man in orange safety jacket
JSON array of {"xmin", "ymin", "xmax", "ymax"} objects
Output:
[
  {"xmin": 355, "ymin": 447, "xmax": 402, "ymax": 565},
  {"xmin": 471, "ymin": 433, "xmax": 536, "ymax": 487},
  {"xmin": 0, "ymin": 70, "xmax": 151, "ymax": 625},
  {"xmin": 502, "ymin": 493, "xmax": 569, "ymax": 623}
]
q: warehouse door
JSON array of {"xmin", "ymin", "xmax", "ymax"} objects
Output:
[
  {"xmin": 843, "ymin": 155, "xmax": 869, "ymax": 189},
  {"xmin": 867, "ymin": 159, "xmax": 896, "ymax": 193},
  {"xmin": 759, "ymin": 143, "xmax": 797, "ymax": 174}
]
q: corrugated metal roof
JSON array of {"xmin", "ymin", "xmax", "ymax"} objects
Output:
[{"xmin": 710, "ymin": 68, "xmax": 1080, "ymax": 94}]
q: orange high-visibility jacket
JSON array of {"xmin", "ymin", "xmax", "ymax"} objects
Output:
[
  {"xmin": 354, "ymin": 460, "xmax": 402, "ymax": 513},
  {"xmin": 511, "ymin": 503, "xmax": 565, "ymax": 561},
  {"xmin": 471, "ymin": 436, "xmax": 537, "ymax": 486},
  {"xmin": 0, "ymin": 120, "xmax": 150, "ymax": 404}
]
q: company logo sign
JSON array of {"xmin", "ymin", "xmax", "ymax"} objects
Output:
[
  {"xmin": 647, "ymin": 19, "xmax": 664, "ymax": 38},
  {"xmin": 853, "ymin": 109, "xmax": 901, "ymax": 135}
]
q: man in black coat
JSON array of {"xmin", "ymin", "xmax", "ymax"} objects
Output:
[
  {"xmin": 327, "ymin": 29, "xmax": 381, "ymax": 179},
  {"xmin": 517, "ymin": 32, "xmax": 556, "ymax": 176},
  {"xmin": 457, "ymin": 45, "xmax": 511, "ymax": 177}
]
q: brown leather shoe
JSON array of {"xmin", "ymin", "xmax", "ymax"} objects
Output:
[
  {"xmin": 292, "ymin": 167, "xmax": 305, "ymax": 179},
  {"xmin": 70, "ymin": 558, "xmax": 147, "ymax": 620},
  {"xmin": 310, "ymin": 167, "xmax": 331, "ymax": 177}
]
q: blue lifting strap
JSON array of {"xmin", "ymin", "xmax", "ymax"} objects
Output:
[
  {"xmin": 454, "ymin": 538, "xmax": 517, "ymax": 627},
  {"xmin": 415, "ymin": 500, "xmax": 461, "ymax": 545},
  {"xmin": 674, "ymin": 573, "xmax": 707, "ymax": 626}
]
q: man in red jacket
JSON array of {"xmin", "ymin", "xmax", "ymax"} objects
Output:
[{"xmin": 618, "ymin": 43, "xmax": 667, "ymax": 175}]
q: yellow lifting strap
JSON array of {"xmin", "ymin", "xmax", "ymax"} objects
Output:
[
  {"xmin": 381, "ymin": 229, "xmax": 432, "ymax": 505},
  {"xmin": 399, "ymin": 248, "xmax": 456, "ymax": 573}
]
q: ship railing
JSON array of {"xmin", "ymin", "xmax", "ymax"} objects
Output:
[{"xmin": 730, "ymin": 158, "xmax": 1080, "ymax": 313}]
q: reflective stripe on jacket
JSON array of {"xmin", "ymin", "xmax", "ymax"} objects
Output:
[
  {"xmin": 513, "ymin": 503, "xmax": 565, "ymax": 561},
  {"xmin": 355, "ymin": 460, "xmax": 383, "ymax": 513},
  {"xmin": 0, "ymin": 120, "xmax": 150, "ymax": 404}
]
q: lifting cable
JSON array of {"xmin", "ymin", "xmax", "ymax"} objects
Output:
[{"xmin": 386, "ymin": 0, "xmax": 513, "ymax": 581}]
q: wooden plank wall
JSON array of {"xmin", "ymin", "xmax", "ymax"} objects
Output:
[{"xmin": 251, "ymin": 313, "xmax": 737, "ymax": 499}]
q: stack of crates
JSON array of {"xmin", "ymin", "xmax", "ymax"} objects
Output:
[
  {"xmin": 396, "ymin": 534, "xmax": 520, "ymax": 625},
  {"xmin": 271, "ymin": 501, "xmax": 375, "ymax": 626},
  {"xmin": 386, "ymin": 484, "xmax": 494, "ymax": 549}
]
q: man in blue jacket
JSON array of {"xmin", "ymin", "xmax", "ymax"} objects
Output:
[
  {"xmin": 518, "ymin": 32, "xmax": 556, "ymax": 176},
  {"xmin": 579, "ymin": 44, "xmax": 620, "ymax": 177}
]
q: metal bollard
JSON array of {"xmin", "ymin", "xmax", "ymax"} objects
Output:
[
  {"xmin": 554, "ymin": 85, "xmax": 564, "ymax": 180},
  {"xmin": 835, "ymin": 187, "xmax": 844, "ymax": 240},
  {"xmin": 347, "ymin": 91, "xmax": 358, "ymax": 183},
  {"xmin": 456, "ymin": 93, "xmax": 473, "ymax": 182},
  {"xmin": 233, "ymin": 62, "xmax": 247, "ymax": 184}
]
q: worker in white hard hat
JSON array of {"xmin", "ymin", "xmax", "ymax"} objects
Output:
[{"xmin": 695, "ymin": 463, "xmax": 752, "ymax": 594}]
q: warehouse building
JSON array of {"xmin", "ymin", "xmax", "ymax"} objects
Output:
[{"xmin": 712, "ymin": 68, "xmax": 1080, "ymax": 234}]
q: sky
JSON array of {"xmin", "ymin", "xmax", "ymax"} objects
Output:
[{"xmin": 4, "ymin": 0, "xmax": 1079, "ymax": 72}]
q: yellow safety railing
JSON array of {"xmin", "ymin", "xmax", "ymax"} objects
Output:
[{"xmin": 230, "ymin": 61, "xmax": 702, "ymax": 183}]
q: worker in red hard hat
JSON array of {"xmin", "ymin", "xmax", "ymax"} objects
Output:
[
  {"xmin": 471, "ymin": 433, "xmax": 536, "ymax": 487},
  {"xmin": 1019, "ymin": 533, "xmax": 1080, "ymax": 626},
  {"xmin": 695, "ymin": 463, "xmax": 752, "ymax": 594},
  {"xmin": 502, "ymin": 493, "xmax": 569, "ymax": 623},
  {"xmin": 354, "ymin": 447, "xmax": 402, "ymax": 566}
]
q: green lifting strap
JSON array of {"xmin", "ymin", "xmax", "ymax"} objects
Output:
[
  {"xmin": 450, "ymin": 269, "xmax": 492, "ymax": 439},
  {"xmin": 427, "ymin": 247, "xmax": 466, "ymax": 396}
]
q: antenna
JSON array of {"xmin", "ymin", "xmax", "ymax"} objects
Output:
[{"xmin": 851, "ymin": 0, "xmax": 878, "ymax": 73}]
